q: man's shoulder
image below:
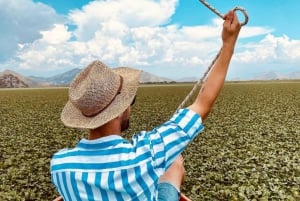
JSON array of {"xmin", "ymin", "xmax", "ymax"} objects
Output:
[{"xmin": 51, "ymin": 147, "xmax": 76, "ymax": 159}]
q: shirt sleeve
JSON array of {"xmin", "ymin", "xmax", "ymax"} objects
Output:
[{"xmin": 147, "ymin": 108, "xmax": 204, "ymax": 171}]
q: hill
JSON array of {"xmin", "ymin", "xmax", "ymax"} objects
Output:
[
  {"xmin": 140, "ymin": 71, "xmax": 173, "ymax": 83},
  {"xmin": 0, "ymin": 70, "xmax": 39, "ymax": 88},
  {"xmin": 0, "ymin": 73, "xmax": 28, "ymax": 88}
]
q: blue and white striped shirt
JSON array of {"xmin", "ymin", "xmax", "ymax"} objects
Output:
[{"xmin": 51, "ymin": 109, "xmax": 204, "ymax": 201}]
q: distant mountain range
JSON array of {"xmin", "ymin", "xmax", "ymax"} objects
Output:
[
  {"xmin": 0, "ymin": 68, "xmax": 299, "ymax": 88},
  {"xmin": 29, "ymin": 68, "xmax": 82, "ymax": 86},
  {"xmin": 251, "ymin": 71, "xmax": 300, "ymax": 80},
  {"xmin": 0, "ymin": 68, "xmax": 175, "ymax": 88}
]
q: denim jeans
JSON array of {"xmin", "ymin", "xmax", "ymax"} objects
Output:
[{"xmin": 157, "ymin": 182, "xmax": 180, "ymax": 201}]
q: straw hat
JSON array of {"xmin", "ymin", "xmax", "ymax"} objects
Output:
[{"xmin": 61, "ymin": 60, "xmax": 141, "ymax": 129}]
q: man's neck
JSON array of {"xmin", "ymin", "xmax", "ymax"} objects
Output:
[{"xmin": 88, "ymin": 119, "xmax": 121, "ymax": 140}]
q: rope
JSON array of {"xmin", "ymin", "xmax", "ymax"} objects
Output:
[
  {"xmin": 176, "ymin": 0, "xmax": 248, "ymax": 111},
  {"xmin": 198, "ymin": 0, "xmax": 249, "ymax": 26}
]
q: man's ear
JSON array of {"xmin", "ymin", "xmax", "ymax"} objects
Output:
[
  {"xmin": 115, "ymin": 114, "xmax": 122, "ymax": 120},
  {"xmin": 117, "ymin": 108, "xmax": 127, "ymax": 119}
]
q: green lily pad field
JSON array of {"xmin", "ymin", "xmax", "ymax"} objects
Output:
[{"xmin": 0, "ymin": 81, "xmax": 299, "ymax": 200}]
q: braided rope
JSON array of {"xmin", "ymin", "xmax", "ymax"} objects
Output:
[{"xmin": 176, "ymin": 1, "xmax": 248, "ymax": 111}]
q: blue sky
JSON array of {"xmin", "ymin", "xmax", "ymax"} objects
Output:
[{"xmin": 0, "ymin": 0, "xmax": 299, "ymax": 80}]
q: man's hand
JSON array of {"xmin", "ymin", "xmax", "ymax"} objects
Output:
[{"xmin": 222, "ymin": 10, "xmax": 241, "ymax": 49}]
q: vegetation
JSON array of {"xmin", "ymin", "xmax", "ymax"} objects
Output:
[{"xmin": 0, "ymin": 81, "xmax": 299, "ymax": 200}]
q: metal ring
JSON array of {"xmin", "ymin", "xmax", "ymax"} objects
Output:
[{"xmin": 233, "ymin": 6, "xmax": 249, "ymax": 26}]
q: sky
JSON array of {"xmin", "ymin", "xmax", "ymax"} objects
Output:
[{"xmin": 0, "ymin": 0, "xmax": 299, "ymax": 80}]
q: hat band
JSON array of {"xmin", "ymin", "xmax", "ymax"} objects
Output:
[{"xmin": 82, "ymin": 76, "xmax": 123, "ymax": 117}]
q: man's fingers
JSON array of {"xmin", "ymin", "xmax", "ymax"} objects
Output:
[
  {"xmin": 223, "ymin": 10, "xmax": 234, "ymax": 29},
  {"xmin": 223, "ymin": 10, "xmax": 241, "ymax": 31},
  {"xmin": 224, "ymin": 10, "xmax": 234, "ymax": 22}
]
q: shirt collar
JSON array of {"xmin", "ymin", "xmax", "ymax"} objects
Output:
[{"xmin": 77, "ymin": 135, "xmax": 128, "ymax": 150}]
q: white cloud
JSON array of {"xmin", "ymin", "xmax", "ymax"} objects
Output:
[
  {"xmin": 0, "ymin": 0, "xmax": 64, "ymax": 61},
  {"xmin": 235, "ymin": 34, "xmax": 300, "ymax": 64},
  {"xmin": 41, "ymin": 24, "xmax": 71, "ymax": 45},
  {"xmin": 69, "ymin": 0, "xmax": 178, "ymax": 41},
  {"xmin": 1, "ymin": 0, "xmax": 300, "ymax": 80},
  {"xmin": 226, "ymin": 34, "xmax": 300, "ymax": 80},
  {"xmin": 240, "ymin": 26, "xmax": 274, "ymax": 38}
]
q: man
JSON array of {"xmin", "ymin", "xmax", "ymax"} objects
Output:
[{"xmin": 51, "ymin": 10, "xmax": 241, "ymax": 201}]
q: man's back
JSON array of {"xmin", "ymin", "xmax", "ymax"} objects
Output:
[
  {"xmin": 51, "ymin": 109, "xmax": 204, "ymax": 200},
  {"xmin": 51, "ymin": 135, "xmax": 158, "ymax": 200}
]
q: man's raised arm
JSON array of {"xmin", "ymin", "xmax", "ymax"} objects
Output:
[{"xmin": 188, "ymin": 10, "xmax": 241, "ymax": 120}]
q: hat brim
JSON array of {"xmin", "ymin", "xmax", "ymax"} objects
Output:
[{"xmin": 61, "ymin": 67, "xmax": 141, "ymax": 129}]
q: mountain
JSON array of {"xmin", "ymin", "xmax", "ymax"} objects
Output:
[
  {"xmin": 176, "ymin": 77, "xmax": 198, "ymax": 82},
  {"xmin": 0, "ymin": 70, "xmax": 39, "ymax": 88},
  {"xmin": 140, "ymin": 71, "xmax": 173, "ymax": 83},
  {"xmin": 253, "ymin": 72, "xmax": 288, "ymax": 80},
  {"xmin": 0, "ymin": 73, "xmax": 28, "ymax": 88},
  {"xmin": 29, "ymin": 68, "xmax": 82, "ymax": 86},
  {"xmin": 30, "ymin": 68, "xmax": 173, "ymax": 85},
  {"xmin": 1, "ymin": 68, "xmax": 174, "ymax": 88},
  {"xmin": 287, "ymin": 71, "xmax": 300, "ymax": 79}
]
